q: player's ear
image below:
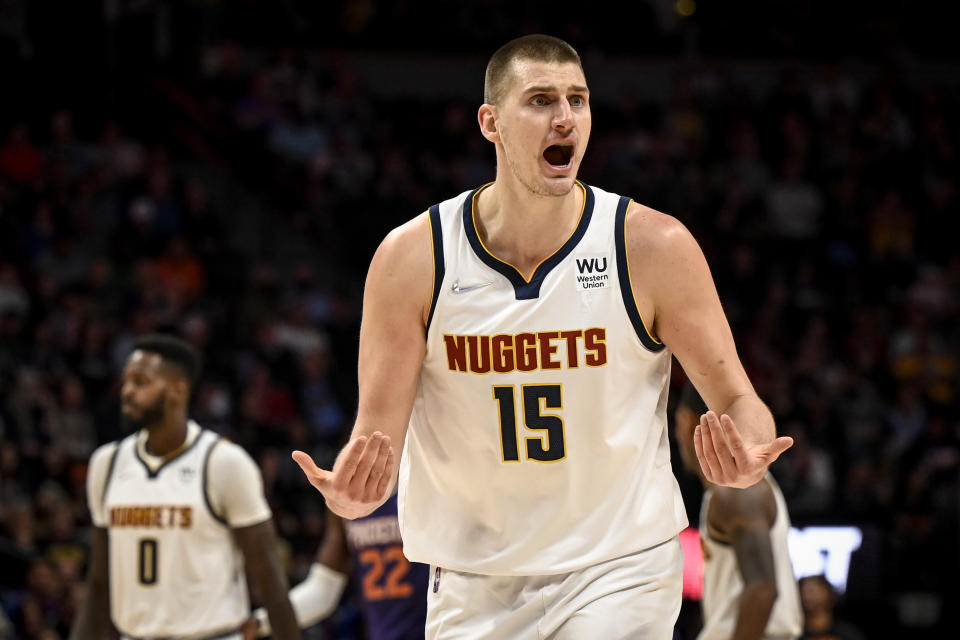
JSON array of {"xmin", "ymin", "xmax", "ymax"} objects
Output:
[
  {"xmin": 478, "ymin": 104, "xmax": 500, "ymax": 143},
  {"xmin": 169, "ymin": 377, "xmax": 190, "ymax": 406}
]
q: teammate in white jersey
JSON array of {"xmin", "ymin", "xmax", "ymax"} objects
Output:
[
  {"xmin": 70, "ymin": 334, "xmax": 301, "ymax": 640},
  {"xmin": 675, "ymin": 383, "xmax": 803, "ymax": 640},
  {"xmin": 292, "ymin": 34, "xmax": 794, "ymax": 638}
]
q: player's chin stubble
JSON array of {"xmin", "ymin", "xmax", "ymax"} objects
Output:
[
  {"xmin": 121, "ymin": 393, "xmax": 167, "ymax": 432},
  {"xmin": 505, "ymin": 152, "xmax": 576, "ymax": 198}
]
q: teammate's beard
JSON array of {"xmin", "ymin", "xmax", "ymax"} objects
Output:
[{"xmin": 122, "ymin": 392, "xmax": 167, "ymax": 432}]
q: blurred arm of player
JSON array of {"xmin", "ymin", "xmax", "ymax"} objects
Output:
[
  {"xmin": 70, "ymin": 443, "xmax": 115, "ymax": 640},
  {"xmin": 69, "ymin": 526, "xmax": 110, "ymax": 640},
  {"xmin": 708, "ymin": 484, "xmax": 779, "ymax": 640},
  {"xmin": 235, "ymin": 521, "xmax": 302, "ymax": 640},
  {"xmin": 212, "ymin": 443, "xmax": 302, "ymax": 640},
  {"xmin": 251, "ymin": 509, "xmax": 350, "ymax": 637},
  {"xmin": 292, "ymin": 213, "xmax": 433, "ymax": 519},
  {"xmin": 626, "ymin": 203, "xmax": 793, "ymax": 488}
]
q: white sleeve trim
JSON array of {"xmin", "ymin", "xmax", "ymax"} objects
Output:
[
  {"xmin": 205, "ymin": 439, "xmax": 272, "ymax": 528},
  {"xmin": 254, "ymin": 563, "xmax": 349, "ymax": 636},
  {"xmin": 86, "ymin": 442, "xmax": 119, "ymax": 527}
]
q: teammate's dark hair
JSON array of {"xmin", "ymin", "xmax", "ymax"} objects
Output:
[
  {"xmin": 131, "ymin": 333, "xmax": 202, "ymax": 389},
  {"xmin": 484, "ymin": 34, "xmax": 583, "ymax": 105},
  {"xmin": 798, "ymin": 574, "xmax": 838, "ymax": 603}
]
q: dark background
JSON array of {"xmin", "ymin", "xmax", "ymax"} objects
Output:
[{"xmin": 1, "ymin": 1, "xmax": 958, "ymax": 638}]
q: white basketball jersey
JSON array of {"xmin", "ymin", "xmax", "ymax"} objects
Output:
[
  {"xmin": 100, "ymin": 427, "xmax": 250, "ymax": 637},
  {"xmin": 398, "ymin": 182, "xmax": 688, "ymax": 575},
  {"xmin": 699, "ymin": 475, "xmax": 803, "ymax": 640}
]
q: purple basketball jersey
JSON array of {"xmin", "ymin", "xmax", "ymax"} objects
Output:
[{"xmin": 342, "ymin": 493, "xmax": 429, "ymax": 640}]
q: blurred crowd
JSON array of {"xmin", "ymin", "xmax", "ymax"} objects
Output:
[{"xmin": 1, "ymin": 5, "xmax": 959, "ymax": 638}]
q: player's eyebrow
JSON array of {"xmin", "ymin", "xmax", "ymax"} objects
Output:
[{"xmin": 522, "ymin": 84, "xmax": 590, "ymax": 95}]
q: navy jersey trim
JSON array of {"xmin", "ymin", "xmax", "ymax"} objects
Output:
[
  {"xmin": 463, "ymin": 182, "xmax": 595, "ymax": 300},
  {"xmin": 202, "ymin": 435, "xmax": 229, "ymax": 527},
  {"xmin": 614, "ymin": 196, "xmax": 665, "ymax": 352},
  {"xmin": 426, "ymin": 205, "xmax": 444, "ymax": 332},
  {"xmin": 100, "ymin": 441, "xmax": 123, "ymax": 513},
  {"xmin": 134, "ymin": 428, "xmax": 207, "ymax": 479}
]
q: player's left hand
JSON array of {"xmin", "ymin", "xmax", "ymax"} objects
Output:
[
  {"xmin": 240, "ymin": 616, "xmax": 259, "ymax": 640},
  {"xmin": 693, "ymin": 411, "xmax": 793, "ymax": 488}
]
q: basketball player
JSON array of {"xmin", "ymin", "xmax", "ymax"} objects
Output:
[
  {"xmin": 251, "ymin": 491, "xmax": 429, "ymax": 639},
  {"xmin": 292, "ymin": 34, "xmax": 794, "ymax": 638},
  {"xmin": 70, "ymin": 334, "xmax": 301, "ymax": 640},
  {"xmin": 675, "ymin": 382, "xmax": 803, "ymax": 640}
]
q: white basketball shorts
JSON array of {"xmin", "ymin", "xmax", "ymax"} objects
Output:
[{"xmin": 425, "ymin": 536, "xmax": 683, "ymax": 639}]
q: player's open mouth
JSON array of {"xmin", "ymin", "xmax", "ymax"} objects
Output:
[{"xmin": 543, "ymin": 144, "xmax": 574, "ymax": 168}]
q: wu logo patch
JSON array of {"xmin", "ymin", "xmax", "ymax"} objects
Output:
[
  {"xmin": 574, "ymin": 253, "xmax": 610, "ymax": 292},
  {"xmin": 576, "ymin": 256, "xmax": 608, "ymax": 274}
]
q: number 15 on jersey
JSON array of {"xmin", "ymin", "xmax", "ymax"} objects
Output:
[{"xmin": 493, "ymin": 384, "xmax": 566, "ymax": 463}]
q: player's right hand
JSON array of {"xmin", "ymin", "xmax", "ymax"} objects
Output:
[
  {"xmin": 292, "ymin": 432, "xmax": 395, "ymax": 519},
  {"xmin": 694, "ymin": 411, "xmax": 793, "ymax": 489}
]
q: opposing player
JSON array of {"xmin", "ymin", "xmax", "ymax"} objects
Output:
[
  {"xmin": 252, "ymin": 491, "xmax": 428, "ymax": 639},
  {"xmin": 70, "ymin": 334, "xmax": 301, "ymax": 640},
  {"xmin": 675, "ymin": 382, "xmax": 803, "ymax": 640},
  {"xmin": 293, "ymin": 34, "xmax": 793, "ymax": 638}
]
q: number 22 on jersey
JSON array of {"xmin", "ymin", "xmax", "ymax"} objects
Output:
[
  {"xmin": 359, "ymin": 545, "xmax": 414, "ymax": 601},
  {"xmin": 493, "ymin": 384, "xmax": 566, "ymax": 462}
]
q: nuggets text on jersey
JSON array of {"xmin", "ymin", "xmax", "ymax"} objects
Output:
[
  {"xmin": 442, "ymin": 328, "xmax": 607, "ymax": 373},
  {"xmin": 109, "ymin": 505, "xmax": 193, "ymax": 528}
]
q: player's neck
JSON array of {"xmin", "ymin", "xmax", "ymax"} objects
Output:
[
  {"xmin": 475, "ymin": 179, "xmax": 583, "ymax": 279},
  {"xmin": 144, "ymin": 416, "xmax": 190, "ymax": 457}
]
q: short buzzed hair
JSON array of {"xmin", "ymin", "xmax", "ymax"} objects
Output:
[
  {"xmin": 131, "ymin": 333, "xmax": 202, "ymax": 388},
  {"xmin": 483, "ymin": 34, "xmax": 583, "ymax": 105}
]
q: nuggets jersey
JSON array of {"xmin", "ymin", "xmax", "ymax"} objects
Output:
[
  {"xmin": 94, "ymin": 425, "xmax": 254, "ymax": 638},
  {"xmin": 699, "ymin": 475, "xmax": 803, "ymax": 640},
  {"xmin": 343, "ymin": 493, "xmax": 429, "ymax": 640},
  {"xmin": 398, "ymin": 182, "xmax": 688, "ymax": 575}
]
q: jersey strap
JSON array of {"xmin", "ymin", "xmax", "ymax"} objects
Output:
[
  {"xmin": 98, "ymin": 441, "xmax": 123, "ymax": 518},
  {"xmin": 614, "ymin": 195, "xmax": 665, "ymax": 352},
  {"xmin": 201, "ymin": 433, "xmax": 228, "ymax": 526},
  {"xmin": 427, "ymin": 203, "xmax": 445, "ymax": 332}
]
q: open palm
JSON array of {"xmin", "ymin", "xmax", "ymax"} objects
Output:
[
  {"xmin": 292, "ymin": 431, "xmax": 395, "ymax": 519},
  {"xmin": 693, "ymin": 411, "xmax": 793, "ymax": 488}
]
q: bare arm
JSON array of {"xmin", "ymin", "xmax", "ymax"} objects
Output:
[
  {"xmin": 234, "ymin": 520, "xmax": 301, "ymax": 640},
  {"xmin": 709, "ymin": 483, "xmax": 778, "ymax": 640},
  {"xmin": 251, "ymin": 509, "xmax": 350, "ymax": 636},
  {"xmin": 293, "ymin": 213, "xmax": 434, "ymax": 518},
  {"xmin": 626, "ymin": 204, "xmax": 792, "ymax": 487},
  {"xmin": 317, "ymin": 509, "xmax": 350, "ymax": 573},
  {"xmin": 69, "ymin": 527, "xmax": 110, "ymax": 640}
]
